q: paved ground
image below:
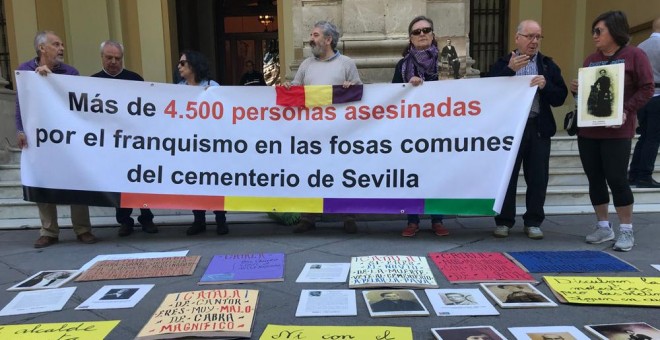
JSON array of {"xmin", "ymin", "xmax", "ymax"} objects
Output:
[{"xmin": 0, "ymin": 212, "xmax": 658, "ymax": 339}]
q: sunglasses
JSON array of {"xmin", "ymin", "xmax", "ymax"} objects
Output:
[
  {"xmin": 178, "ymin": 60, "xmax": 188, "ymax": 67},
  {"xmin": 592, "ymin": 27, "xmax": 605, "ymax": 36},
  {"xmin": 411, "ymin": 27, "xmax": 433, "ymax": 36}
]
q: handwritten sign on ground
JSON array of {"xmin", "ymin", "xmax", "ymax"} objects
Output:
[
  {"xmin": 0, "ymin": 320, "xmax": 119, "ymax": 340},
  {"xmin": 507, "ymin": 251, "xmax": 638, "ymax": 273},
  {"xmin": 199, "ymin": 253, "xmax": 285, "ymax": 284},
  {"xmin": 259, "ymin": 325, "xmax": 412, "ymax": 340},
  {"xmin": 75, "ymin": 256, "xmax": 200, "ymax": 281},
  {"xmin": 429, "ymin": 252, "xmax": 535, "ymax": 283},
  {"xmin": 136, "ymin": 289, "xmax": 258, "ymax": 339},
  {"xmin": 348, "ymin": 255, "xmax": 438, "ymax": 288},
  {"xmin": 544, "ymin": 276, "xmax": 660, "ymax": 306}
]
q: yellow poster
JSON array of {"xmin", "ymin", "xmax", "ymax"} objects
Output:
[
  {"xmin": 259, "ymin": 324, "xmax": 413, "ymax": 340},
  {"xmin": 0, "ymin": 320, "xmax": 119, "ymax": 340},
  {"xmin": 544, "ymin": 276, "xmax": 660, "ymax": 306}
]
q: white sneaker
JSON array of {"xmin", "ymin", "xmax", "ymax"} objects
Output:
[
  {"xmin": 524, "ymin": 226, "xmax": 544, "ymax": 240},
  {"xmin": 493, "ymin": 226, "xmax": 509, "ymax": 238},
  {"xmin": 585, "ymin": 225, "xmax": 615, "ymax": 244},
  {"xmin": 612, "ymin": 230, "xmax": 634, "ymax": 252}
]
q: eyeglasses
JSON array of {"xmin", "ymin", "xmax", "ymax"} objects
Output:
[
  {"xmin": 518, "ymin": 33, "xmax": 543, "ymax": 41},
  {"xmin": 592, "ymin": 27, "xmax": 605, "ymax": 36},
  {"xmin": 178, "ymin": 60, "xmax": 188, "ymax": 67},
  {"xmin": 411, "ymin": 27, "xmax": 433, "ymax": 36}
]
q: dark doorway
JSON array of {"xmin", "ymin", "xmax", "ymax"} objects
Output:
[
  {"xmin": 175, "ymin": 0, "xmax": 278, "ymax": 85},
  {"xmin": 469, "ymin": 0, "xmax": 509, "ymax": 76}
]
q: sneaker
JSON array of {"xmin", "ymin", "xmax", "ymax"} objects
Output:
[
  {"xmin": 77, "ymin": 232, "xmax": 98, "ymax": 244},
  {"xmin": 293, "ymin": 219, "xmax": 316, "ymax": 233},
  {"xmin": 401, "ymin": 223, "xmax": 420, "ymax": 237},
  {"xmin": 524, "ymin": 226, "xmax": 544, "ymax": 240},
  {"xmin": 636, "ymin": 177, "xmax": 660, "ymax": 188},
  {"xmin": 343, "ymin": 219, "xmax": 358, "ymax": 234},
  {"xmin": 34, "ymin": 236, "xmax": 58, "ymax": 248},
  {"xmin": 117, "ymin": 223, "xmax": 134, "ymax": 237},
  {"xmin": 186, "ymin": 221, "xmax": 206, "ymax": 235},
  {"xmin": 138, "ymin": 216, "xmax": 158, "ymax": 234},
  {"xmin": 612, "ymin": 230, "xmax": 634, "ymax": 251},
  {"xmin": 585, "ymin": 225, "xmax": 615, "ymax": 244},
  {"xmin": 432, "ymin": 222, "xmax": 449, "ymax": 236},
  {"xmin": 493, "ymin": 226, "xmax": 509, "ymax": 238}
]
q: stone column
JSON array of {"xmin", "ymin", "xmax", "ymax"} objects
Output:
[{"xmin": 289, "ymin": 0, "xmax": 477, "ymax": 82}]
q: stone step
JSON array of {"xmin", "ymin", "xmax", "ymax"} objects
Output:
[
  {"xmin": 515, "ymin": 185, "xmax": 660, "ymax": 206},
  {"xmin": 0, "ymin": 164, "xmax": 20, "ymax": 181},
  {"xmin": 0, "ymin": 181, "xmax": 22, "ymax": 198},
  {"xmin": 0, "ymin": 212, "xmax": 274, "ymax": 230}
]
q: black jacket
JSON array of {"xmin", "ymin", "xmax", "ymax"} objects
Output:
[{"xmin": 486, "ymin": 51, "xmax": 568, "ymax": 137}]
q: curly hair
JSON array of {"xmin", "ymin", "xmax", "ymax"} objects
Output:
[{"xmin": 180, "ymin": 50, "xmax": 212, "ymax": 84}]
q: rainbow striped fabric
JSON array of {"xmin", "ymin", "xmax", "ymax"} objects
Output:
[{"xmin": 276, "ymin": 85, "xmax": 363, "ymax": 107}]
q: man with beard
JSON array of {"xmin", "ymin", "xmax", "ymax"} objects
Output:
[{"xmin": 283, "ymin": 21, "xmax": 362, "ymax": 234}]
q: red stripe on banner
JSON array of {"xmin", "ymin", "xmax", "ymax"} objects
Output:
[
  {"xmin": 121, "ymin": 193, "xmax": 225, "ymax": 210},
  {"xmin": 275, "ymin": 85, "xmax": 305, "ymax": 106}
]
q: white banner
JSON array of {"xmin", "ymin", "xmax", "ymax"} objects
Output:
[{"xmin": 16, "ymin": 72, "xmax": 535, "ymax": 214}]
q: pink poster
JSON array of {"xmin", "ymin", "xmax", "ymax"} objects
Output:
[{"xmin": 428, "ymin": 252, "xmax": 535, "ymax": 283}]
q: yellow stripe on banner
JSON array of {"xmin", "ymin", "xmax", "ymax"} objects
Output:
[
  {"xmin": 304, "ymin": 85, "xmax": 332, "ymax": 107},
  {"xmin": 225, "ymin": 197, "xmax": 324, "ymax": 213}
]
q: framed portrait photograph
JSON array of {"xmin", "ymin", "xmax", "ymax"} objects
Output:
[
  {"xmin": 508, "ymin": 326, "xmax": 590, "ymax": 340},
  {"xmin": 431, "ymin": 325, "xmax": 507, "ymax": 340},
  {"xmin": 585, "ymin": 322, "xmax": 660, "ymax": 340},
  {"xmin": 577, "ymin": 63, "xmax": 625, "ymax": 127},
  {"xmin": 76, "ymin": 284, "xmax": 154, "ymax": 310},
  {"xmin": 363, "ymin": 289, "xmax": 429, "ymax": 317},
  {"xmin": 480, "ymin": 282, "xmax": 557, "ymax": 308},
  {"xmin": 8, "ymin": 270, "xmax": 80, "ymax": 291},
  {"xmin": 425, "ymin": 289, "xmax": 499, "ymax": 316}
]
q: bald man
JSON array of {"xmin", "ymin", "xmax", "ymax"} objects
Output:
[{"xmin": 487, "ymin": 20, "xmax": 567, "ymax": 240}]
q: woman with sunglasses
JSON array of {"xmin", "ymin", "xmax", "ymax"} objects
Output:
[
  {"xmin": 176, "ymin": 50, "xmax": 229, "ymax": 236},
  {"xmin": 569, "ymin": 11, "xmax": 653, "ymax": 251},
  {"xmin": 392, "ymin": 16, "xmax": 448, "ymax": 237}
]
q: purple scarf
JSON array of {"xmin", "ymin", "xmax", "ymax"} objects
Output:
[{"xmin": 401, "ymin": 45, "xmax": 439, "ymax": 82}]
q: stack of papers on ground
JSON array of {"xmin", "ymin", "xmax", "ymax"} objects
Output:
[
  {"xmin": 8, "ymin": 270, "xmax": 80, "ymax": 291},
  {"xmin": 506, "ymin": 250, "xmax": 638, "ymax": 272},
  {"xmin": 428, "ymin": 252, "xmax": 535, "ymax": 283},
  {"xmin": 136, "ymin": 289, "xmax": 258, "ymax": 339},
  {"xmin": 296, "ymin": 263, "xmax": 350, "ymax": 283},
  {"xmin": 76, "ymin": 256, "xmax": 200, "ymax": 281},
  {"xmin": 76, "ymin": 284, "xmax": 154, "ymax": 310},
  {"xmin": 424, "ymin": 289, "xmax": 499, "ymax": 316},
  {"xmin": 295, "ymin": 289, "xmax": 356, "ymax": 317},
  {"xmin": 199, "ymin": 252, "xmax": 285, "ymax": 284},
  {"xmin": 0, "ymin": 287, "xmax": 76, "ymax": 316},
  {"xmin": 349, "ymin": 255, "xmax": 438, "ymax": 288}
]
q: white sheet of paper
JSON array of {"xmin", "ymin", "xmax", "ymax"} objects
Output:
[
  {"xmin": 508, "ymin": 326, "xmax": 590, "ymax": 340},
  {"xmin": 79, "ymin": 250, "xmax": 189, "ymax": 271},
  {"xmin": 0, "ymin": 287, "xmax": 76, "ymax": 316},
  {"xmin": 296, "ymin": 263, "xmax": 350, "ymax": 283},
  {"xmin": 75, "ymin": 284, "xmax": 154, "ymax": 310},
  {"xmin": 652, "ymin": 264, "xmax": 660, "ymax": 272},
  {"xmin": 295, "ymin": 289, "xmax": 357, "ymax": 317},
  {"xmin": 425, "ymin": 289, "xmax": 499, "ymax": 316}
]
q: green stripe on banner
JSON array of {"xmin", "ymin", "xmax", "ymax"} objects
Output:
[{"xmin": 425, "ymin": 199, "xmax": 496, "ymax": 216}]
